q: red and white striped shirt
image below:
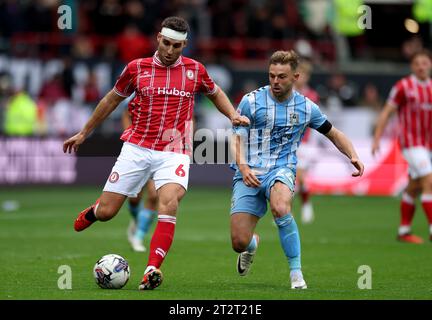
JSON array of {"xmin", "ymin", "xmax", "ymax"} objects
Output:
[
  {"xmin": 114, "ymin": 52, "xmax": 218, "ymax": 154},
  {"xmin": 387, "ymin": 74, "xmax": 432, "ymax": 150}
]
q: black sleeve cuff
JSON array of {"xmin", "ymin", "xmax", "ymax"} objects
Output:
[{"xmin": 316, "ymin": 120, "xmax": 332, "ymax": 135}]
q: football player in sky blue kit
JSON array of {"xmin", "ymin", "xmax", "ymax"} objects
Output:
[{"xmin": 230, "ymin": 50, "xmax": 364, "ymax": 289}]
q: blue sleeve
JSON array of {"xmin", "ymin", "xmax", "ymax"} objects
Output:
[
  {"xmin": 308, "ymin": 100, "xmax": 327, "ymax": 130},
  {"xmin": 232, "ymin": 95, "xmax": 252, "ymax": 137}
]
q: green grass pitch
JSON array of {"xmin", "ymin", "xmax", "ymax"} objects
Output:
[{"xmin": 1, "ymin": 186, "xmax": 431, "ymax": 300}]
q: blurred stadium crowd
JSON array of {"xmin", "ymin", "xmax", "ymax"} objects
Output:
[{"xmin": 0, "ymin": 0, "xmax": 429, "ymax": 137}]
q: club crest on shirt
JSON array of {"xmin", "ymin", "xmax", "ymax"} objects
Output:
[
  {"xmin": 186, "ymin": 70, "xmax": 194, "ymax": 80},
  {"xmin": 289, "ymin": 112, "xmax": 299, "ymax": 125},
  {"xmin": 109, "ymin": 171, "xmax": 119, "ymax": 183}
]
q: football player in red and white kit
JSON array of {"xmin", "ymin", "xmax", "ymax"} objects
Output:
[
  {"xmin": 372, "ymin": 50, "xmax": 432, "ymax": 244},
  {"xmin": 63, "ymin": 16, "xmax": 249, "ymax": 289},
  {"xmin": 295, "ymin": 60, "xmax": 320, "ymax": 224}
]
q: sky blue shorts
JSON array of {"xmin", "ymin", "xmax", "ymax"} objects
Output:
[{"xmin": 230, "ymin": 167, "xmax": 296, "ymax": 218}]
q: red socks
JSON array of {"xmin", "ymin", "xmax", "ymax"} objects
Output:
[
  {"xmin": 420, "ymin": 194, "xmax": 432, "ymax": 225},
  {"xmin": 147, "ymin": 215, "xmax": 177, "ymax": 269},
  {"xmin": 300, "ymin": 186, "xmax": 310, "ymax": 204},
  {"xmin": 400, "ymin": 193, "xmax": 416, "ymax": 227}
]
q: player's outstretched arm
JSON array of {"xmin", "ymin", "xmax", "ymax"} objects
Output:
[
  {"xmin": 324, "ymin": 127, "xmax": 365, "ymax": 177},
  {"xmin": 207, "ymin": 88, "xmax": 250, "ymax": 126},
  {"xmin": 63, "ymin": 90, "xmax": 125, "ymax": 153},
  {"xmin": 371, "ymin": 103, "xmax": 397, "ymax": 156}
]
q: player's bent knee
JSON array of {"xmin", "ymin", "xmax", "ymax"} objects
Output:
[
  {"xmin": 231, "ymin": 236, "xmax": 250, "ymax": 253},
  {"xmin": 158, "ymin": 198, "xmax": 179, "ymax": 214},
  {"xmin": 420, "ymin": 174, "xmax": 432, "ymax": 192},
  {"xmin": 270, "ymin": 203, "xmax": 291, "ymax": 218}
]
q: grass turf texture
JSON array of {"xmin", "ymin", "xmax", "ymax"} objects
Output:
[{"xmin": 1, "ymin": 186, "xmax": 432, "ymax": 300}]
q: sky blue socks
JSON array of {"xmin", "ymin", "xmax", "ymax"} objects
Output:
[{"xmin": 274, "ymin": 214, "xmax": 301, "ymax": 270}]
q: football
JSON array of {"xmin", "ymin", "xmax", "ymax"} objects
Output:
[{"xmin": 93, "ymin": 254, "xmax": 130, "ymax": 289}]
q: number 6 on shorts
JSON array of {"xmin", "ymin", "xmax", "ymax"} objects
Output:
[{"xmin": 175, "ymin": 164, "xmax": 186, "ymax": 177}]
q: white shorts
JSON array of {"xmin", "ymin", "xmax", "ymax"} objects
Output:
[
  {"xmin": 103, "ymin": 142, "xmax": 190, "ymax": 197},
  {"xmin": 402, "ymin": 146, "xmax": 432, "ymax": 179},
  {"xmin": 296, "ymin": 143, "xmax": 317, "ymax": 170}
]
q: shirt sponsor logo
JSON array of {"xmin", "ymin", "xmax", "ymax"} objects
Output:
[{"xmin": 139, "ymin": 87, "xmax": 192, "ymax": 98}]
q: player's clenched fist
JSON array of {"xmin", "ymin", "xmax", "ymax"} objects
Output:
[
  {"xmin": 63, "ymin": 132, "xmax": 86, "ymax": 153},
  {"xmin": 350, "ymin": 158, "xmax": 365, "ymax": 177},
  {"xmin": 231, "ymin": 115, "xmax": 250, "ymax": 127}
]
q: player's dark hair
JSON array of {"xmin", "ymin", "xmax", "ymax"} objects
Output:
[
  {"xmin": 411, "ymin": 49, "xmax": 432, "ymax": 62},
  {"xmin": 161, "ymin": 16, "xmax": 190, "ymax": 34},
  {"xmin": 269, "ymin": 50, "xmax": 300, "ymax": 71}
]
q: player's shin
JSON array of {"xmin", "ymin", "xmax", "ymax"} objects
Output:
[
  {"xmin": 128, "ymin": 201, "xmax": 143, "ymax": 220},
  {"xmin": 135, "ymin": 208, "xmax": 157, "ymax": 240},
  {"xmin": 399, "ymin": 192, "xmax": 416, "ymax": 234},
  {"xmin": 274, "ymin": 214, "xmax": 301, "ymax": 270},
  {"xmin": 246, "ymin": 234, "xmax": 258, "ymax": 253},
  {"xmin": 146, "ymin": 214, "xmax": 176, "ymax": 269}
]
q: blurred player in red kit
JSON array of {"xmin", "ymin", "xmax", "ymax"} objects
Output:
[
  {"xmin": 372, "ymin": 50, "xmax": 432, "ymax": 244},
  {"xmin": 63, "ymin": 16, "xmax": 249, "ymax": 289},
  {"xmin": 294, "ymin": 60, "xmax": 320, "ymax": 223}
]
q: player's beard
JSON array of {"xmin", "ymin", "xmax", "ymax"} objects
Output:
[{"xmin": 271, "ymin": 84, "xmax": 293, "ymax": 101}]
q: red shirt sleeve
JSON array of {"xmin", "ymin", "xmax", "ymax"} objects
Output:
[
  {"xmin": 386, "ymin": 80, "xmax": 405, "ymax": 108},
  {"xmin": 198, "ymin": 63, "xmax": 218, "ymax": 95},
  {"xmin": 113, "ymin": 63, "xmax": 135, "ymax": 97}
]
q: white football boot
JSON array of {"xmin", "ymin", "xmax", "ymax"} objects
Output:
[
  {"xmin": 127, "ymin": 220, "xmax": 146, "ymax": 252},
  {"xmin": 237, "ymin": 234, "xmax": 259, "ymax": 276},
  {"xmin": 301, "ymin": 202, "xmax": 314, "ymax": 224},
  {"xmin": 290, "ymin": 271, "xmax": 307, "ymax": 289},
  {"xmin": 130, "ymin": 237, "xmax": 146, "ymax": 252}
]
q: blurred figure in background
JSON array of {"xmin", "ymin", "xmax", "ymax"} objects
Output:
[
  {"xmin": 294, "ymin": 60, "xmax": 319, "ymax": 224},
  {"xmin": 117, "ymin": 24, "xmax": 151, "ymax": 64},
  {"xmin": 38, "ymin": 73, "xmax": 68, "ymax": 105},
  {"xmin": 4, "ymin": 89, "xmax": 37, "ymax": 136},
  {"xmin": 39, "ymin": 73, "xmax": 90, "ymax": 137},
  {"xmin": 122, "ymin": 108, "xmax": 158, "ymax": 253},
  {"xmin": 325, "ymin": 72, "xmax": 358, "ymax": 111},
  {"xmin": 359, "ymin": 82, "xmax": 383, "ymax": 112},
  {"xmin": 83, "ymin": 71, "xmax": 101, "ymax": 106},
  {"xmin": 0, "ymin": 72, "xmax": 13, "ymax": 135},
  {"xmin": 372, "ymin": 50, "xmax": 432, "ymax": 244},
  {"xmin": 401, "ymin": 36, "xmax": 424, "ymax": 62}
]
